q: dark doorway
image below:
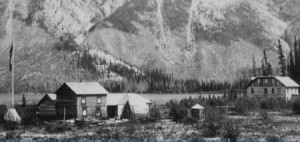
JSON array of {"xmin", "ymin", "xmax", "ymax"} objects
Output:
[{"xmin": 107, "ymin": 106, "xmax": 118, "ymax": 118}]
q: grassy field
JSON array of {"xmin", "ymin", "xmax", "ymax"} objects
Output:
[{"xmin": 1, "ymin": 111, "xmax": 300, "ymax": 140}]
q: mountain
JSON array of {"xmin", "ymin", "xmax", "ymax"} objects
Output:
[{"xmin": 0, "ymin": 0, "xmax": 297, "ymax": 92}]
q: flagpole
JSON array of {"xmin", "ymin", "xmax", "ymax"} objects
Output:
[
  {"xmin": 9, "ymin": 0, "xmax": 15, "ymax": 108},
  {"xmin": 11, "ymin": 42, "xmax": 14, "ymax": 108}
]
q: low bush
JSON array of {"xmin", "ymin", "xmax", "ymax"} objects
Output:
[
  {"xmin": 0, "ymin": 105, "xmax": 7, "ymax": 124},
  {"xmin": 3, "ymin": 121, "xmax": 18, "ymax": 131},
  {"xmin": 75, "ymin": 119, "xmax": 85, "ymax": 128},
  {"xmin": 5, "ymin": 131, "xmax": 21, "ymax": 140},
  {"xmin": 266, "ymin": 135, "xmax": 281, "ymax": 142},
  {"xmin": 149, "ymin": 107, "xmax": 161, "ymax": 122},
  {"xmin": 222, "ymin": 120, "xmax": 240, "ymax": 142},
  {"xmin": 202, "ymin": 107, "xmax": 225, "ymax": 137},
  {"xmin": 15, "ymin": 105, "xmax": 40, "ymax": 125},
  {"xmin": 45, "ymin": 123, "xmax": 71, "ymax": 134},
  {"xmin": 136, "ymin": 115, "xmax": 159, "ymax": 124},
  {"xmin": 169, "ymin": 104, "xmax": 189, "ymax": 123},
  {"xmin": 260, "ymin": 110, "xmax": 271, "ymax": 123}
]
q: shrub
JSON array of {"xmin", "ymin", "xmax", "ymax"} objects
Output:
[
  {"xmin": 222, "ymin": 120, "xmax": 240, "ymax": 142},
  {"xmin": 169, "ymin": 104, "xmax": 189, "ymax": 122},
  {"xmin": 184, "ymin": 116, "xmax": 198, "ymax": 124},
  {"xmin": 234, "ymin": 97, "xmax": 259, "ymax": 114},
  {"xmin": 260, "ymin": 111, "xmax": 271, "ymax": 123},
  {"xmin": 45, "ymin": 123, "xmax": 71, "ymax": 134},
  {"xmin": 15, "ymin": 105, "xmax": 40, "ymax": 125},
  {"xmin": 202, "ymin": 107, "xmax": 225, "ymax": 137},
  {"xmin": 149, "ymin": 107, "xmax": 161, "ymax": 122},
  {"xmin": 5, "ymin": 131, "xmax": 20, "ymax": 140},
  {"xmin": 260, "ymin": 101, "xmax": 268, "ymax": 110},
  {"xmin": 292, "ymin": 99, "xmax": 300, "ymax": 115},
  {"xmin": 266, "ymin": 135, "xmax": 281, "ymax": 142},
  {"xmin": 0, "ymin": 105, "xmax": 7, "ymax": 124},
  {"xmin": 136, "ymin": 116, "xmax": 154, "ymax": 124},
  {"xmin": 3, "ymin": 121, "xmax": 18, "ymax": 131},
  {"xmin": 75, "ymin": 119, "xmax": 86, "ymax": 129}
]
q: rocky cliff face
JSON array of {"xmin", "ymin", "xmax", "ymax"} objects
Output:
[{"xmin": 0, "ymin": 0, "xmax": 297, "ymax": 92}]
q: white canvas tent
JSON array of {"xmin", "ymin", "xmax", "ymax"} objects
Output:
[
  {"xmin": 107, "ymin": 93, "xmax": 151, "ymax": 119},
  {"xmin": 4, "ymin": 108, "xmax": 21, "ymax": 123}
]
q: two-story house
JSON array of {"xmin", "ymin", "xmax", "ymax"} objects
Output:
[
  {"xmin": 55, "ymin": 82, "xmax": 108, "ymax": 119},
  {"xmin": 246, "ymin": 76, "xmax": 300, "ymax": 102}
]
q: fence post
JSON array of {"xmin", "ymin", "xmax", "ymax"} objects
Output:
[{"xmin": 64, "ymin": 107, "xmax": 66, "ymax": 124}]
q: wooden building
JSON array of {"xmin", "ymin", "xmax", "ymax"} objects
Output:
[
  {"xmin": 246, "ymin": 76, "xmax": 300, "ymax": 102},
  {"xmin": 191, "ymin": 104, "xmax": 204, "ymax": 119},
  {"xmin": 37, "ymin": 93, "xmax": 57, "ymax": 118},
  {"xmin": 55, "ymin": 82, "xmax": 108, "ymax": 120}
]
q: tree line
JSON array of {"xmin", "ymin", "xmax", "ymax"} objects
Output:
[{"xmin": 288, "ymin": 37, "xmax": 300, "ymax": 84}]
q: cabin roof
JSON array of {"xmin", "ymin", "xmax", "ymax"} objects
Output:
[
  {"xmin": 246, "ymin": 76, "xmax": 300, "ymax": 88},
  {"xmin": 64, "ymin": 82, "xmax": 108, "ymax": 95},
  {"xmin": 37, "ymin": 93, "xmax": 57, "ymax": 106},
  {"xmin": 191, "ymin": 104, "xmax": 204, "ymax": 109}
]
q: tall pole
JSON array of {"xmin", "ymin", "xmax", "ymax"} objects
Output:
[
  {"xmin": 11, "ymin": 42, "xmax": 14, "ymax": 108},
  {"xmin": 8, "ymin": 0, "xmax": 15, "ymax": 108}
]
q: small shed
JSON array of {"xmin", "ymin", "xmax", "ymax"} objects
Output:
[
  {"xmin": 37, "ymin": 93, "xmax": 57, "ymax": 117},
  {"xmin": 191, "ymin": 104, "xmax": 204, "ymax": 119}
]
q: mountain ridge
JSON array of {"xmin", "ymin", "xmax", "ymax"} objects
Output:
[{"xmin": 0, "ymin": 0, "xmax": 298, "ymax": 92}]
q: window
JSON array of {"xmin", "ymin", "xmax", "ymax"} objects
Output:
[
  {"xmin": 277, "ymin": 88, "xmax": 281, "ymax": 94},
  {"xmin": 264, "ymin": 88, "xmax": 268, "ymax": 95},
  {"xmin": 251, "ymin": 88, "xmax": 254, "ymax": 94},
  {"xmin": 264, "ymin": 79, "xmax": 268, "ymax": 84},
  {"xmin": 96, "ymin": 106, "xmax": 101, "ymax": 117},
  {"xmin": 97, "ymin": 96, "xmax": 102, "ymax": 104},
  {"xmin": 272, "ymin": 88, "xmax": 275, "ymax": 94},
  {"xmin": 81, "ymin": 97, "xmax": 86, "ymax": 105},
  {"xmin": 82, "ymin": 106, "xmax": 87, "ymax": 116},
  {"xmin": 258, "ymin": 79, "xmax": 261, "ymax": 84}
]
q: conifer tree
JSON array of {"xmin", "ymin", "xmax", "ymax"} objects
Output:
[{"xmin": 277, "ymin": 39, "xmax": 286, "ymax": 76}]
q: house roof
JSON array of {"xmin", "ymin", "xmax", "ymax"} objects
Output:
[
  {"xmin": 191, "ymin": 104, "xmax": 204, "ymax": 109},
  {"xmin": 274, "ymin": 77, "xmax": 299, "ymax": 87},
  {"xmin": 64, "ymin": 82, "xmax": 108, "ymax": 95},
  {"xmin": 246, "ymin": 76, "xmax": 300, "ymax": 88}
]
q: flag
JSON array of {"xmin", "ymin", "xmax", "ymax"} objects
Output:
[{"xmin": 9, "ymin": 42, "xmax": 13, "ymax": 71}]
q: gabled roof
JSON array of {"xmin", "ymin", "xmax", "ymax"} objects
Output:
[
  {"xmin": 246, "ymin": 76, "xmax": 300, "ymax": 88},
  {"xmin": 275, "ymin": 77, "xmax": 299, "ymax": 87},
  {"xmin": 64, "ymin": 82, "xmax": 108, "ymax": 95},
  {"xmin": 191, "ymin": 104, "xmax": 204, "ymax": 109},
  {"xmin": 37, "ymin": 93, "xmax": 57, "ymax": 106}
]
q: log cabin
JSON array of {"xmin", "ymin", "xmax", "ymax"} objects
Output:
[
  {"xmin": 246, "ymin": 76, "xmax": 300, "ymax": 102},
  {"xmin": 37, "ymin": 93, "xmax": 57, "ymax": 118},
  {"xmin": 55, "ymin": 82, "xmax": 108, "ymax": 120}
]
